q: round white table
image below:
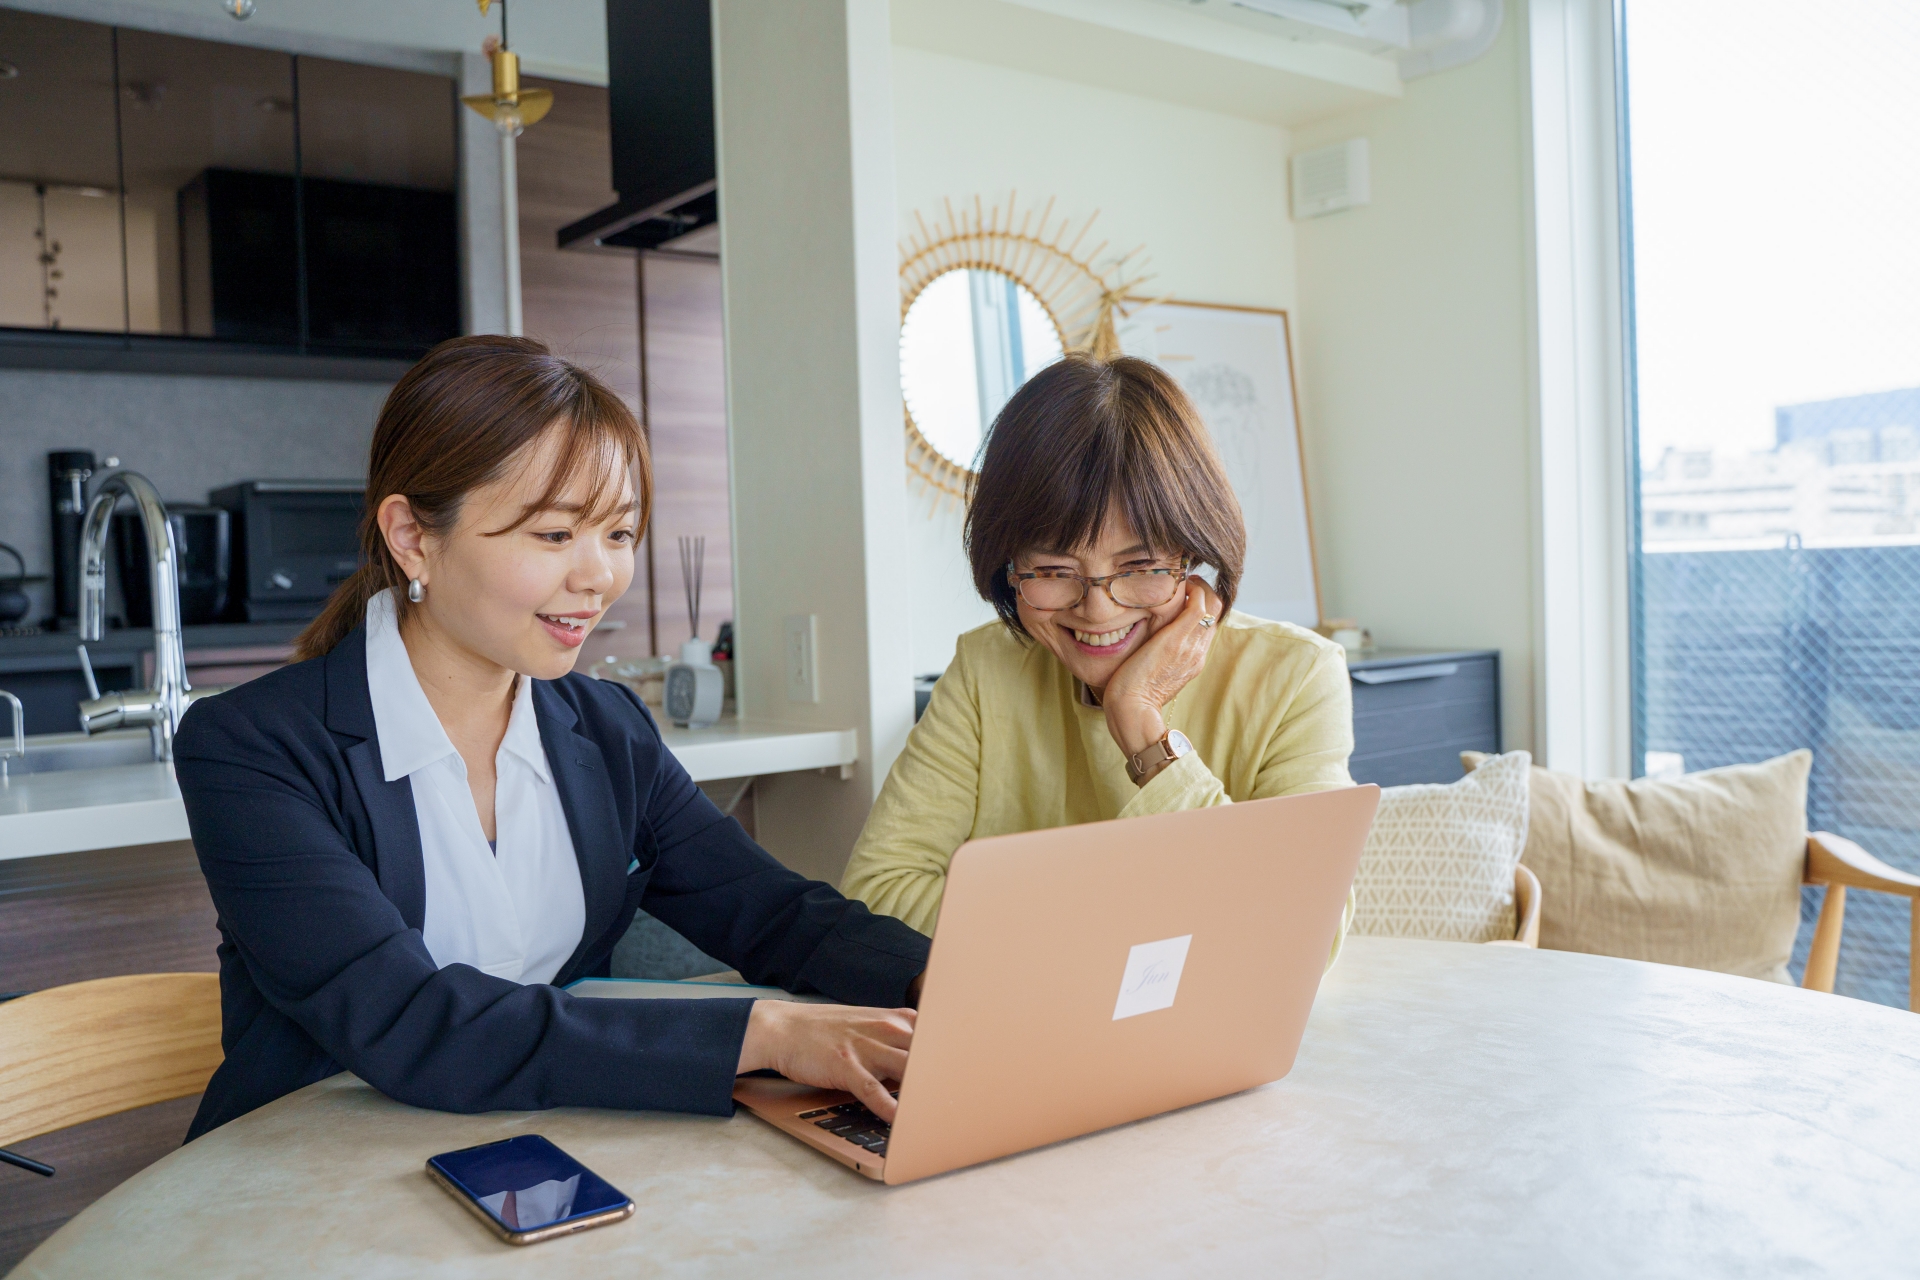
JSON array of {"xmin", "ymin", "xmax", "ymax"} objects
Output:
[{"xmin": 17, "ymin": 938, "xmax": 1920, "ymax": 1278}]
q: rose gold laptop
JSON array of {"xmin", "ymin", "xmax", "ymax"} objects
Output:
[{"xmin": 734, "ymin": 784, "xmax": 1380, "ymax": 1185}]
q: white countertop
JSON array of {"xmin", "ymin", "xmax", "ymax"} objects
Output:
[
  {"xmin": 0, "ymin": 763, "xmax": 193, "ymax": 861},
  {"xmin": 0, "ymin": 716, "xmax": 857, "ymax": 862},
  {"xmin": 655, "ymin": 718, "xmax": 858, "ymax": 784}
]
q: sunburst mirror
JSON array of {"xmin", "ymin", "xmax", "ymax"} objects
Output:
[{"xmin": 899, "ymin": 196, "xmax": 1147, "ymax": 502}]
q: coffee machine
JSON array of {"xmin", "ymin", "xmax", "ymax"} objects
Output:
[{"xmin": 46, "ymin": 450, "xmax": 95, "ymax": 631}]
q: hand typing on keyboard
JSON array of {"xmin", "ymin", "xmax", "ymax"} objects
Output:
[
  {"xmin": 799, "ymin": 1100, "xmax": 894, "ymax": 1157},
  {"xmin": 735, "ymin": 1001, "xmax": 916, "ymax": 1122}
]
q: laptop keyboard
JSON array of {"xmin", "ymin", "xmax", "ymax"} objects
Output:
[{"xmin": 799, "ymin": 1101, "xmax": 892, "ymax": 1157}]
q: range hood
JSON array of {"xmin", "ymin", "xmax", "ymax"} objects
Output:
[{"xmin": 558, "ymin": 0, "xmax": 716, "ymax": 254}]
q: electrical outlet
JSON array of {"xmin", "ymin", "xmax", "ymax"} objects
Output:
[{"xmin": 784, "ymin": 613, "xmax": 818, "ymax": 704}]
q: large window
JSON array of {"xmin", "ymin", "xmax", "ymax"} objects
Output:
[{"xmin": 1623, "ymin": 1, "xmax": 1920, "ymax": 1007}]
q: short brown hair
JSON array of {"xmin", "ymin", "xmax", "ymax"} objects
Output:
[
  {"xmin": 965, "ymin": 353, "xmax": 1245, "ymax": 635},
  {"xmin": 294, "ymin": 335, "xmax": 649, "ymax": 661}
]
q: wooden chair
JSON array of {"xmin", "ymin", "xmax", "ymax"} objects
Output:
[
  {"xmin": 1493, "ymin": 834, "xmax": 1916, "ymax": 1001},
  {"xmin": 0, "ymin": 973, "xmax": 222, "ymax": 1177},
  {"xmin": 1486, "ymin": 864, "xmax": 1542, "ymax": 949},
  {"xmin": 1801, "ymin": 832, "xmax": 1920, "ymax": 1012}
]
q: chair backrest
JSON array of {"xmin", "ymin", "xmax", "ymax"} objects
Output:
[
  {"xmin": 1513, "ymin": 863, "xmax": 1541, "ymax": 945},
  {"xmin": 0, "ymin": 973, "xmax": 222, "ymax": 1148},
  {"xmin": 1801, "ymin": 831, "xmax": 1920, "ymax": 1013}
]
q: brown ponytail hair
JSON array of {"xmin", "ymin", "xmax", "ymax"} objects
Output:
[{"xmin": 293, "ymin": 335, "xmax": 650, "ymax": 662}]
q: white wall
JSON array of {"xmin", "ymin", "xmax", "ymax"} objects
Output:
[
  {"xmin": 1289, "ymin": 11, "xmax": 1536, "ymax": 752},
  {"xmin": 890, "ymin": 45, "xmax": 1297, "ymax": 675},
  {"xmin": 715, "ymin": 0, "xmax": 912, "ymax": 885}
]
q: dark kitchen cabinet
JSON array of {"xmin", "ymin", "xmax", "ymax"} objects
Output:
[
  {"xmin": 302, "ymin": 178, "xmax": 459, "ymax": 352},
  {"xmin": 180, "ymin": 168, "xmax": 458, "ymax": 355},
  {"xmin": 179, "ymin": 169, "xmax": 300, "ymax": 345},
  {"xmin": 0, "ymin": 10, "xmax": 458, "ymax": 368}
]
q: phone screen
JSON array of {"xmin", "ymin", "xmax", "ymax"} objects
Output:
[{"xmin": 428, "ymin": 1135, "xmax": 631, "ymax": 1235}]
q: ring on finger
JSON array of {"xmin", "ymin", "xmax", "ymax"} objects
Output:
[{"xmin": 1199, "ymin": 614, "xmax": 1216, "ymax": 628}]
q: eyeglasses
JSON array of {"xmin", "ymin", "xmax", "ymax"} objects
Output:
[{"xmin": 1007, "ymin": 559, "xmax": 1189, "ymax": 611}]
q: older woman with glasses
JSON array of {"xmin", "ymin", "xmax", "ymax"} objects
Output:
[{"xmin": 841, "ymin": 353, "xmax": 1355, "ymax": 938}]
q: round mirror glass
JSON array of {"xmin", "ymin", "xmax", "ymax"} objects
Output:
[{"xmin": 901, "ymin": 268, "xmax": 1065, "ymax": 473}]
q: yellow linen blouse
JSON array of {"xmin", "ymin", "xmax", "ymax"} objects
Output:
[{"xmin": 840, "ymin": 611, "xmax": 1358, "ymax": 944}]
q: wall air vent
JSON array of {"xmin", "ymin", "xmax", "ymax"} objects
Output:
[{"xmin": 1291, "ymin": 138, "xmax": 1370, "ymax": 220}]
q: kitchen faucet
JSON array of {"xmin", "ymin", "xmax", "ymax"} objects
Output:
[
  {"xmin": 74, "ymin": 470, "xmax": 216, "ymax": 762},
  {"xmin": 0, "ymin": 689, "xmax": 22, "ymax": 780}
]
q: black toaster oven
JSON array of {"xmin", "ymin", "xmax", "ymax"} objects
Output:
[
  {"xmin": 211, "ymin": 481, "xmax": 364, "ymax": 621},
  {"xmin": 114, "ymin": 503, "xmax": 231, "ymax": 627}
]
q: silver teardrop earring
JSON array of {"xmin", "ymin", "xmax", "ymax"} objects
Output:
[{"xmin": 407, "ymin": 578, "xmax": 424, "ymax": 604}]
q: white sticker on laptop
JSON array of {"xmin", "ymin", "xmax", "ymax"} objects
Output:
[{"xmin": 1112, "ymin": 934, "xmax": 1193, "ymax": 1020}]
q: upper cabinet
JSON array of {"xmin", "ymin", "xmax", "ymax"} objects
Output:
[
  {"xmin": 0, "ymin": 11, "xmax": 120, "ymax": 333},
  {"xmin": 0, "ymin": 10, "xmax": 459, "ymax": 369}
]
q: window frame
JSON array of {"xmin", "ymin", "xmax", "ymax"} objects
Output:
[{"xmin": 1524, "ymin": 0, "xmax": 1637, "ymax": 779}]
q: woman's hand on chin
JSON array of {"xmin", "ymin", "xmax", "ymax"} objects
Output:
[
  {"xmin": 736, "ymin": 1000, "xmax": 917, "ymax": 1122},
  {"xmin": 1100, "ymin": 578, "xmax": 1221, "ymax": 760}
]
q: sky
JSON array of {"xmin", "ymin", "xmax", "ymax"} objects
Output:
[{"xmin": 1626, "ymin": 0, "xmax": 1920, "ymax": 459}]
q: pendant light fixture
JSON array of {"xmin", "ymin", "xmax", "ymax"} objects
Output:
[
  {"xmin": 461, "ymin": 0, "xmax": 539, "ymax": 337},
  {"xmin": 461, "ymin": 0, "xmax": 552, "ymax": 137}
]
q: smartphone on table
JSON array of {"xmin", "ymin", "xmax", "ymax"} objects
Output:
[{"xmin": 426, "ymin": 1134, "xmax": 635, "ymax": 1245}]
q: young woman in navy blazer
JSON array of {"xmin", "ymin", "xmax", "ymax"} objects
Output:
[{"xmin": 175, "ymin": 336, "xmax": 927, "ymax": 1140}]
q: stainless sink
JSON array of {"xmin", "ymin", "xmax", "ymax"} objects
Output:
[{"xmin": 7, "ymin": 730, "xmax": 160, "ymax": 775}]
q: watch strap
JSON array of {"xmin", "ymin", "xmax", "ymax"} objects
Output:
[{"xmin": 1126, "ymin": 730, "xmax": 1191, "ymax": 785}]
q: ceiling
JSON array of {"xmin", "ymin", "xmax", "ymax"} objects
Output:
[
  {"xmin": 2, "ymin": 0, "xmax": 1409, "ymax": 127},
  {"xmin": 0, "ymin": 0, "xmax": 609, "ymax": 83},
  {"xmin": 889, "ymin": 0, "xmax": 1404, "ymax": 128}
]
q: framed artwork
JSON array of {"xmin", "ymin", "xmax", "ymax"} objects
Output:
[{"xmin": 1116, "ymin": 300, "xmax": 1322, "ymax": 627}]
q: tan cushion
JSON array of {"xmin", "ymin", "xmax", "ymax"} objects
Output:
[
  {"xmin": 1351, "ymin": 751, "xmax": 1531, "ymax": 944},
  {"xmin": 1463, "ymin": 749, "xmax": 1810, "ymax": 983}
]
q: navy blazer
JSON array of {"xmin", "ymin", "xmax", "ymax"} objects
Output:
[{"xmin": 173, "ymin": 627, "xmax": 929, "ymax": 1141}]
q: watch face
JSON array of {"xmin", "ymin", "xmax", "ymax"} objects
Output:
[{"xmin": 1166, "ymin": 730, "xmax": 1193, "ymax": 756}]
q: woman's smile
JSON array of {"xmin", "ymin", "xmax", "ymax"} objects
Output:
[
  {"xmin": 537, "ymin": 610, "xmax": 597, "ymax": 648},
  {"xmin": 1068, "ymin": 620, "xmax": 1142, "ymax": 655}
]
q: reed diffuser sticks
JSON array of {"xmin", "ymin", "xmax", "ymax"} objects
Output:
[{"xmin": 678, "ymin": 535, "xmax": 705, "ymax": 643}]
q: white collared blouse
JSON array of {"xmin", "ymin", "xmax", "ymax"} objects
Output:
[{"xmin": 362, "ymin": 589, "xmax": 586, "ymax": 985}]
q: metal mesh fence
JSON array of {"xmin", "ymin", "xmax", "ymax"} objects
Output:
[
  {"xmin": 1640, "ymin": 543, "xmax": 1920, "ymax": 1009},
  {"xmin": 1624, "ymin": 0, "xmax": 1920, "ymax": 1011}
]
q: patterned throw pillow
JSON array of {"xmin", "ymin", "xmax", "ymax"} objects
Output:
[
  {"xmin": 1462, "ymin": 748, "xmax": 1809, "ymax": 982},
  {"xmin": 1350, "ymin": 751, "xmax": 1532, "ymax": 944}
]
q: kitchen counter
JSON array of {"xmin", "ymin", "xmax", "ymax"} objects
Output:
[
  {"xmin": 0, "ymin": 715, "xmax": 858, "ymax": 862},
  {"xmin": 0, "ymin": 763, "xmax": 191, "ymax": 862},
  {"xmin": 654, "ymin": 717, "xmax": 858, "ymax": 782}
]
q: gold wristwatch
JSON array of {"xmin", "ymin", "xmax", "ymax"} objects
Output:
[{"xmin": 1126, "ymin": 729, "xmax": 1193, "ymax": 786}]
